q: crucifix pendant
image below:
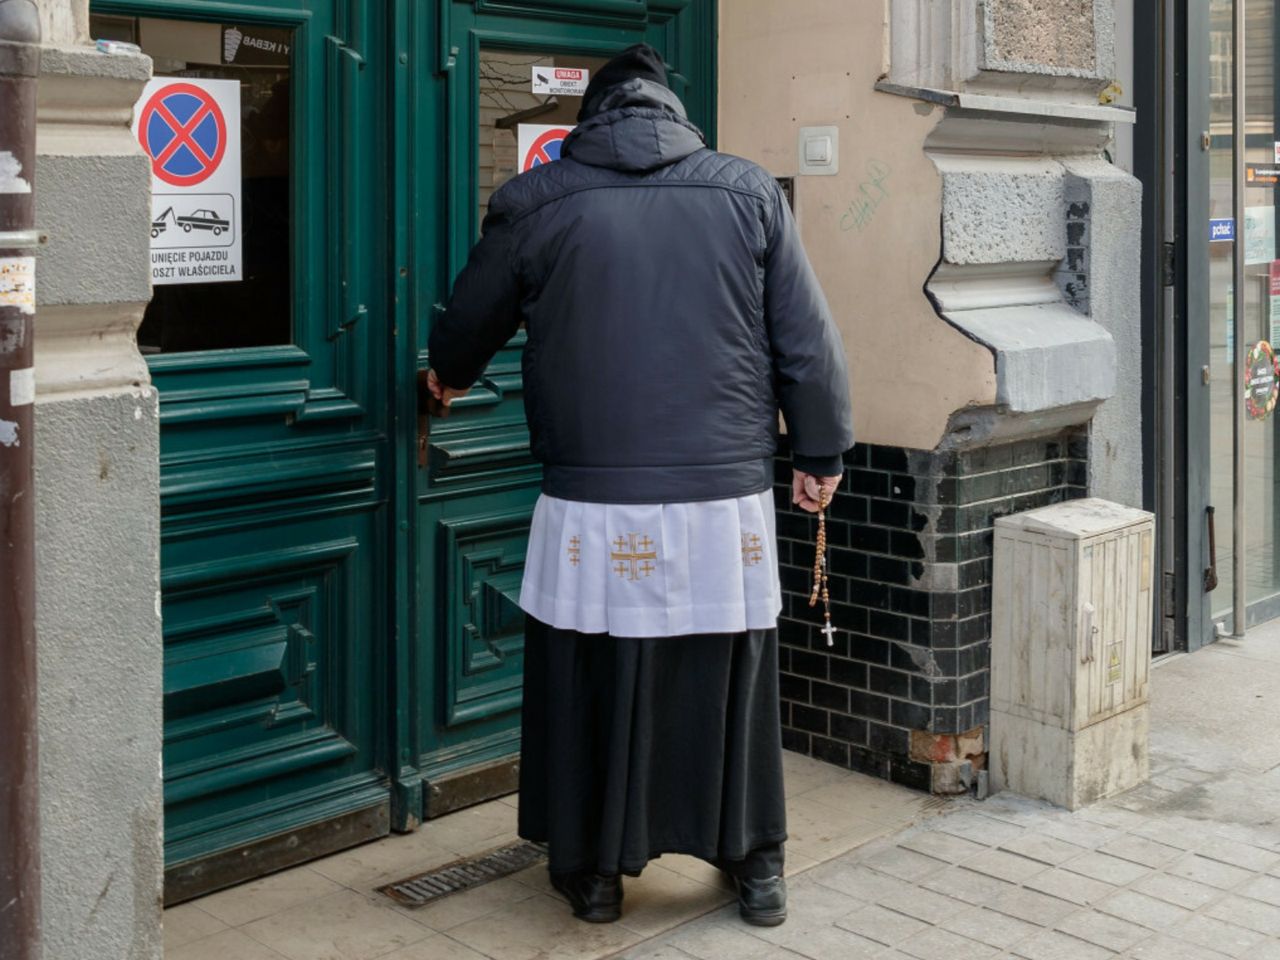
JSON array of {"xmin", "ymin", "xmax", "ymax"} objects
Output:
[{"xmin": 822, "ymin": 620, "xmax": 837, "ymax": 646}]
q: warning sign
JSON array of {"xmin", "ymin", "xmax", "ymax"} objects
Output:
[
  {"xmin": 518, "ymin": 124, "xmax": 574, "ymax": 173},
  {"xmin": 531, "ymin": 66, "xmax": 589, "ymax": 96},
  {"xmin": 134, "ymin": 78, "xmax": 242, "ymax": 286}
]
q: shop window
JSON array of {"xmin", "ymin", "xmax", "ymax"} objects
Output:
[
  {"xmin": 92, "ymin": 14, "xmax": 293, "ymax": 354},
  {"xmin": 476, "ymin": 49, "xmax": 608, "ymax": 229}
]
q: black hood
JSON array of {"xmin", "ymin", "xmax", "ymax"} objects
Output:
[{"xmin": 562, "ymin": 78, "xmax": 706, "ymax": 173}]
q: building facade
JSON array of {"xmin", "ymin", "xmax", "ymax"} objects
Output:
[{"xmin": 19, "ymin": 1, "xmax": 1149, "ymax": 957}]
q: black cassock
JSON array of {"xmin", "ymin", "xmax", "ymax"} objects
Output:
[{"xmin": 517, "ymin": 617, "xmax": 787, "ymax": 879}]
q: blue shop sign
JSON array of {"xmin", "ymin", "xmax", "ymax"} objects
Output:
[{"xmin": 1211, "ymin": 218, "xmax": 1236, "ymax": 242}]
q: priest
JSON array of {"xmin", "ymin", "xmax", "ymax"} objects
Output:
[{"xmin": 426, "ymin": 43, "xmax": 853, "ymax": 927}]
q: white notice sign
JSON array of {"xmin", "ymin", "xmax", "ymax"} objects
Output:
[
  {"xmin": 133, "ymin": 78, "xmax": 242, "ymax": 286},
  {"xmin": 531, "ymin": 65, "xmax": 589, "ymax": 96},
  {"xmin": 1246, "ymin": 205, "xmax": 1277, "ymax": 266}
]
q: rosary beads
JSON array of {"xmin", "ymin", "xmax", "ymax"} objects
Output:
[{"xmin": 808, "ymin": 489, "xmax": 837, "ymax": 647}]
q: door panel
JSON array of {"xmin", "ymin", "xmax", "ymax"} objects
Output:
[
  {"xmin": 91, "ymin": 0, "xmax": 390, "ymax": 899},
  {"xmin": 413, "ymin": 0, "xmax": 715, "ymax": 805}
]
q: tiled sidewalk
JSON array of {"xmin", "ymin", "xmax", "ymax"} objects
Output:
[
  {"xmin": 163, "ymin": 750, "xmax": 946, "ymax": 959},
  {"xmin": 617, "ymin": 632, "xmax": 1280, "ymax": 959}
]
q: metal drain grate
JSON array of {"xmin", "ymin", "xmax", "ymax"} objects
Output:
[{"xmin": 378, "ymin": 840, "xmax": 547, "ymax": 907}]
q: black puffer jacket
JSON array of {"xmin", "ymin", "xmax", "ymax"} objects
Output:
[{"xmin": 429, "ymin": 79, "xmax": 853, "ymax": 503}]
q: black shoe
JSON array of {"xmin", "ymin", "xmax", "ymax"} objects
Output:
[
  {"xmin": 732, "ymin": 875, "xmax": 787, "ymax": 926},
  {"xmin": 549, "ymin": 871, "xmax": 623, "ymax": 923}
]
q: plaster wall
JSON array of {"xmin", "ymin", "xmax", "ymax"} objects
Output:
[
  {"xmin": 717, "ymin": 0, "xmax": 998, "ymax": 453},
  {"xmin": 30, "ymin": 10, "xmax": 163, "ymax": 958}
]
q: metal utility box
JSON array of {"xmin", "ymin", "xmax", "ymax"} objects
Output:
[{"xmin": 990, "ymin": 498, "xmax": 1155, "ymax": 810}]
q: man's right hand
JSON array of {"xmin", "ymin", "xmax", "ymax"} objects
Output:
[
  {"xmin": 793, "ymin": 470, "xmax": 841, "ymax": 513},
  {"xmin": 425, "ymin": 369, "xmax": 469, "ymax": 408}
]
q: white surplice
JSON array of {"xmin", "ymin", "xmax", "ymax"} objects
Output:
[{"xmin": 518, "ymin": 490, "xmax": 784, "ymax": 638}]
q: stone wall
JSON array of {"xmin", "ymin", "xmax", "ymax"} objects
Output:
[{"xmin": 31, "ymin": 8, "xmax": 162, "ymax": 958}]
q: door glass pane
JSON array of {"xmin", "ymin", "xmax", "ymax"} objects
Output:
[
  {"xmin": 1244, "ymin": 0, "xmax": 1280, "ymax": 612},
  {"xmin": 477, "ymin": 48, "xmax": 609, "ymax": 228},
  {"xmin": 1209, "ymin": 0, "xmax": 1237, "ymax": 621},
  {"xmin": 91, "ymin": 14, "xmax": 293, "ymax": 354}
]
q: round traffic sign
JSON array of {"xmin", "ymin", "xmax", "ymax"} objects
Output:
[
  {"xmin": 522, "ymin": 127, "xmax": 571, "ymax": 172},
  {"xmin": 138, "ymin": 83, "xmax": 229, "ymax": 187}
]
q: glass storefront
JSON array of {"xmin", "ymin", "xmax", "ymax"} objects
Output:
[{"xmin": 1197, "ymin": 0, "xmax": 1280, "ymax": 633}]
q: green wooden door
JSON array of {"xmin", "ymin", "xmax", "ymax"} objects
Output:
[
  {"xmin": 89, "ymin": 0, "xmax": 715, "ymax": 898},
  {"xmin": 408, "ymin": 0, "xmax": 716, "ymax": 816},
  {"xmin": 91, "ymin": 0, "xmax": 391, "ymax": 900}
]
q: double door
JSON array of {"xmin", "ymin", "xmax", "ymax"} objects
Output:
[{"xmin": 90, "ymin": 0, "xmax": 714, "ymax": 901}]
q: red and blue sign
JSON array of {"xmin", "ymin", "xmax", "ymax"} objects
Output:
[
  {"xmin": 138, "ymin": 82, "xmax": 229, "ymax": 187},
  {"xmin": 521, "ymin": 126, "xmax": 572, "ymax": 173}
]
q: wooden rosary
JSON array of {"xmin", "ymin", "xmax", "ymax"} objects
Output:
[{"xmin": 808, "ymin": 489, "xmax": 837, "ymax": 646}]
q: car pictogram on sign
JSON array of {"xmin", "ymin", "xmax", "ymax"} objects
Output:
[{"xmin": 177, "ymin": 209, "xmax": 231, "ymax": 235}]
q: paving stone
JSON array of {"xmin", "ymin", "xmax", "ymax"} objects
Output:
[
  {"xmin": 1062, "ymin": 851, "xmax": 1151, "ymax": 886},
  {"xmin": 937, "ymin": 815, "xmax": 1029, "ymax": 849},
  {"xmin": 997, "ymin": 834, "xmax": 1088, "ymax": 867},
  {"xmin": 666, "ymin": 920, "xmax": 781, "ymax": 960},
  {"xmin": 756, "ymin": 921, "xmax": 893, "ymax": 960},
  {"xmin": 876, "ymin": 885, "xmax": 970, "ymax": 925},
  {"xmin": 986, "ymin": 888, "xmax": 1078, "ymax": 927},
  {"xmin": 1077, "ymin": 807, "xmax": 1148, "ymax": 831},
  {"xmin": 808, "ymin": 862, "xmax": 915, "ymax": 904},
  {"xmin": 1009, "ymin": 929, "xmax": 1115, "ymax": 960},
  {"xmin": 1023, "ymin": 868, "xmax": 1116, "ymax": 906},
  {"xmin": 836, "ymin": 904, "xmax": 930, "ymax": 947},
  {"xmin": 1168, "ymin": 854, "xmax": 1255, "ymax": 891},
  {"xmin": 1097, "ymin": 834, "xmax": 1183, "ymax": 869},
  {"xmin": 1239, "ymin": 873, "xmax": 1280, "ymax": 906},
  {"xmin": 1035, "ymin": 819, "xmax": 1123, "ymax": 851},
  {"xmin": 1094, "ymin": 889, "xmax": 1189, "ymax": 930},
  {"xmin": 1127, "ymin": 934, "xmax": 1241, "ymax": 960},
  {"xmin": 942, "ymin": 907, "xmax": 1041, "ymax": 949},
  {"xmin": 761, "ymin": 877, "xmax": 864, "ymax": 928},
  {"xmin": 900, "ymin": 830, "xmax": 991, "ymax": 865},
  {"xmin": 962, "ymin": 850, "xmax": 1047, "ymax": 885},
  {"xmin": 920, "ymin": 867, "xmax": 1016, "ymax": 907},
  {"xmin": 1195, "ymin": 837, "xmax": 1280, "ymax": 873},
  {"xmin": 1055, "ymin": 909, "xmax": 1149, "ymax": 951},
  {"xmin": 1205, "ymin": 894, "xmax": 1280, "ymax": 936},
  {"xmin": 1172, "ymin": 914, "xmax": 1268, "ymax": 958},
  {"xmin": 898, "ymin": 927, "xmax": 1000, "ymax": 960},
  {"xmin": 860, "ymin": 847, "xmax": 952, "ymax": 883},
  {"xmin": 1129, "ymin": 820, "xmax": 1203, "ymax": 852},
  {"xmin": 1132, "ymin": 872, "xmax": 1223, "ymax": 910}
]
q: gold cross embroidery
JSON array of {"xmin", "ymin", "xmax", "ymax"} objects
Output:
[
  {"xmin": 567, "ymin": 535, "xmax": 581, "ymax": 567},
  {"xmin": 611, "ymin": 533, "xmax": 658, "ymax": 581},
  {"xmin": 741, "ymin": 533, "xmax": 764, "ymax": 567}
]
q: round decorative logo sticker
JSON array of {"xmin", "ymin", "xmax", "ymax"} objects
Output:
[{"xmin": 1245, "ymin": 340, "xmax": 1280, "ymax": 420}]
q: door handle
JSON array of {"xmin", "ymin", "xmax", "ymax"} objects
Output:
[{"xmin": 416, "ymin": 371, "xmax": 450, "ymax": 468}]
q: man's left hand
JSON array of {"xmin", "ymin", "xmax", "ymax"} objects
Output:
[{"xmin": 793, "ymin": 470, "xmax": 841, "ymax": 513}]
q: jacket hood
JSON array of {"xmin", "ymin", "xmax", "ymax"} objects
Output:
[{"xmin": 562, "ymin": 78, "xmax": 706, "ymax": 173}]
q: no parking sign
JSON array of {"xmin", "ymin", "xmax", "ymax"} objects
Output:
[
  {"xmin": 518, "ymin": 124, "xmax": 574, "ymax": 173},
  {"xmin": 133, "ymin": 78, "xmax": 242, "ymax": 286}
]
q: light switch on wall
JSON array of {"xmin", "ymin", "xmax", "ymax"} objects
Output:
[{"xmin": 798, "ymin": 125, "xmax": 839, "ymax": 176}]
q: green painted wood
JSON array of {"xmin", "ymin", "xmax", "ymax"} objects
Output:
[
  {"xmin": 92, "ymin": 0, "xmax": 717, "ymax": 874},
  {"xmin": 410, "ymin": 0, "xmax": 718, "ymax": 796},
  {"xmin": 91, "ymin": 0, "xmax": 394, "ymax": 877}
]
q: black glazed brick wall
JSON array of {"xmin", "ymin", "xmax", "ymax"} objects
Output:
[{"xmin": 774, "ymin": 432, "xmax": 1088, "ymax": 790}]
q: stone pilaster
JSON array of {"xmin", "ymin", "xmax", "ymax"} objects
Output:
[{"xmin": 32, "ymin": 20, "xmax": 162, "ymax": 960}]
